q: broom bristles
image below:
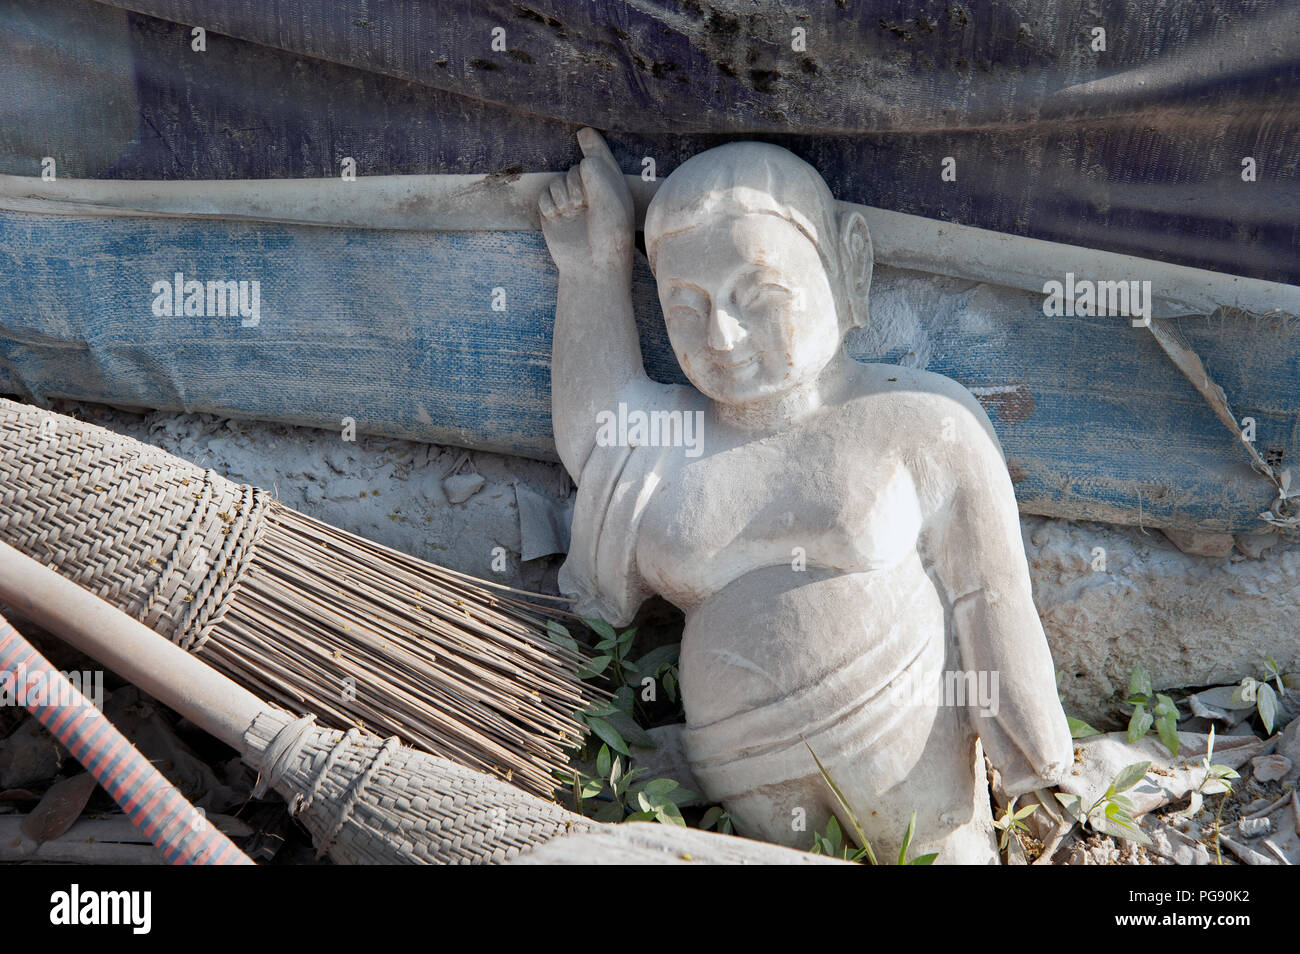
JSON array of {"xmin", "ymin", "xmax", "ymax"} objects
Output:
[{"xmin": 0, "ymin": 398, "xmax": 601, "ymax": 798}]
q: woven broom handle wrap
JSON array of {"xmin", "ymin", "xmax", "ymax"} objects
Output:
[
  {"xmin": 0, "ymin": 612, "xmax": 254, "ymax": 865},
  {"xmin": 245, "ymin": 711, "xmax": 586, "ymax": 865},
  {"xmin": 0, "ymin": 400, "xmax": 267, "ymax": 652}
]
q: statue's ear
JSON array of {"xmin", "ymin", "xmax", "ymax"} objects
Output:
[{"xmin": 837, "ymin": 208, "xmax": 873, "ymax": 329}]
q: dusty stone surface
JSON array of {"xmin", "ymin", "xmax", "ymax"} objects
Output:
[{"xmin": 1022, "ymin": 515, "xmax": 1300, "ymax": 723}]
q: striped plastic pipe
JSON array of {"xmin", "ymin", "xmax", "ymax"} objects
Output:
[{"xmin": 0, "ymin": 610, "xmax": 253, "ymax": 865}]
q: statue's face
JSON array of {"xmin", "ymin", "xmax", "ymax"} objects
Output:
[{"xmin": 654, "ymin": 212, "xmax": 841, "ymax": 407}]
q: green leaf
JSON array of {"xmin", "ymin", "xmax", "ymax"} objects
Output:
[
  {"xmin": 585, "ymin": 617, "xmax": 618, "ymax": 642},
  {"xmin": 596, "ymin": 744, "xmax": 611, "ymax": 778},
  {"xmin": 1153, "ymin": 693, "xmax": 1179, "ymax": 720},
  {"xmin": 1092, "ymin": 810, "xmax": 1152, "ymax": 846},
  {"xmin": 617, "ymin": 627, "xmax": 638, "ymax": 651},
  {"xmin": 1054, "ymin": 792, "xmax": 1086, "ymax": 823},
  {"xmin": 803, "ymin": 739, "xmax": 878, "ymax": 866},
  {"xmin": 641, "ymin": 778, "xmax": 679, "ymax": 798},
  {"xmin": 629, "ymin": 644, "xmax": 680, "ymax": 676},
  {"xmin": 700, "ymin": 806, "xmax": 723, "ymax": 830},
  {"xmin": 1129, "ymin": 664, "xmax": 1153, "ymax": 700},
  {"xmin": 1013, "ymin": 803, "xmax": 1039, "ymax": 821},
  {"xmin": 1257, "ymin": 683, "xmax": 1278, "ymax": 734},
  {"xmin": 578, "ymin": 655, "xmax": 612, "ymax": 679},
  {"xmin": 653, "ymin": 801, "xmax": 686, "ymax": 826},
  {"xmin": 585, "ymin": 716, "xmax": 630, "ymax": 756},
  {"xmin": 545, "ymin": 622, "xmax": 579, "ymax": 652},
  {"xmin": 663, "ymin": 669, "xmax": 678, "ymax": 703},
  {"xmin": 611, "ymin": 685, "xmax": 636, "ymax": 717},
  {"xmin": 580, "ymin": 778, "xmax": 605, "ymax": 799},
  {"xmin": 898, "ymin": 810, "xmax": 917, "ymax": 866},
  {"xmin": 1127, "ymin": 704, "xmax": 1153, "ymax": 743},
  {"xmin": 604, "ymin": 710, "xmax": 656, "ymax": 749},
  {"xmin": 1156, "ymin": 713, "xmax": 1179, "ymax": 757},
  {"xmin": 908, "ymin": 853, "xmax": 939, "ymax": 865},
  {"xmin": 1112, "ymin": 761, "xmax": 1152, "ymax": 794},
  {"xmin": 1067, "ymin": 716, "xmax": 1102, "ymax": 739}
]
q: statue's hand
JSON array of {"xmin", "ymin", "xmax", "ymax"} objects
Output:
[{"xmin": 540, "ymin": 128, "xmax": 634, "ymax": 278}]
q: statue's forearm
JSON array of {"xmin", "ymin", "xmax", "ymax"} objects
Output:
[
  {"xmin": 949, "ymin": 573, "xmax": 1073, "ymax": 793},
  {"xmin": 551, "ymin": 269, "xmax": 645, "ymax": 478}
]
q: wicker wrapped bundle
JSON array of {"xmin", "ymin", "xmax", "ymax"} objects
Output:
[{"xmin": 0, "ymin": 398, "xmax": 595, "ymax": 797}]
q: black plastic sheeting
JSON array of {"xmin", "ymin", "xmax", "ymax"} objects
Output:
[{"xmin": 2, "ymin": 0, "xmax": 1297, "ymax": 284}]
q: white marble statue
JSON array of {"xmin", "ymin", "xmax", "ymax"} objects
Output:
[{"xmin": 541, "ymin": 128, "xmax": 1072, "ymax": 864}]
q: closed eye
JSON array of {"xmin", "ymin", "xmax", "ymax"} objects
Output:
[{"xmin": 741, "ymin": 283, "xmax": 792, "ymax": 307}]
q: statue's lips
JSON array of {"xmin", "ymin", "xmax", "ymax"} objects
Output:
[{"xmin": 712, "ymin": 353, "xmax": 758, "ymax": 372}]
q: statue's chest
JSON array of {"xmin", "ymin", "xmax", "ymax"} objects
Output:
[{"xmin": 637, "ymin": 427, "xmax": 925, "ymax": 606}]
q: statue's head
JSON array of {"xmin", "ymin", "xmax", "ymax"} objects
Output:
[{"xmin": 645, "ymin": 142, "xmax": 872, "ymax": 406}]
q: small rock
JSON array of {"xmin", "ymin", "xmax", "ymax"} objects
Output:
[
  {"xmin": 1187, "ymin": 686, "xmax": 1254, "ymax": 725},
  {"xmin": 0, "ymin": 719, "xmax": 63, "ymax": 789},
  {"xmin": 1232, "ymin": 532, "xmax": 1278, "ymax": 559},
  {"xmin": 1251, "ymin": 754, "xmax": 1292, "ymax": 783},
  {"xmin": 443, "ymin": 473, "xmax": 485, "ymax": 504},
  {"xmin": 1238, "ymin": 816, "xmax": 1272, "ymax": 838},
  {"xmin": 1162, "ymin": 529, "xmax": 1236, "ymax": 557}
]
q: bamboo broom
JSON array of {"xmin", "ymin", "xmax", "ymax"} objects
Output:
[
  {"xmin": 0, "ymin": 539, "xmax": 836, "ymax": 865},
  {"xmin": 0, "ymin": 398, "xmax": 596, "ymax": 797}
]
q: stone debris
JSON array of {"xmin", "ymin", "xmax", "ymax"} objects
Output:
[
  {"xmin": 1057, "ymin": 731, "xmax": 1269, "ymax": 818},
  {"xmin": 1250, "ymin": 754, "xmax": 1292, "ymax": 783},
  {"xmin": 443, "ymin": 472, "xmax": 486, "ymax": 504}
]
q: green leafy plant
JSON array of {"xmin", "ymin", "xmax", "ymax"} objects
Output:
[
  {"xmin": 804, "ymin": 739, "xmax": 937, "ymax": 865},
  {"xmin": 1175, "ymin": 725, "xmax": 1239, "ymax": 822},
  {"xmin": 547, "ymin": 618, "xmax": 683, "ymax": 720},
  {"xmin": 1184, "ymin": 726, "xmax": 1241, "ymax": 865},
  {"xmin": 1054, "ymin": 761, "xmax": 1152, "ymax": 846},
  {"xmin": 557, "ymin": 742, "xmax": 697, "ymax": 825},
  {"xmin": 1228, "ymin": 656, "xmax": 1296, "ymax": 735},
  {"xmin": 1124, "ymin": 665, "xmax": 1179, "ymax": 756},
  {"xmin": 548, "ymin": 618, "xmax": 698, "ymax": 829},
  {"xmin": 1067, "ymin": 715, "xmax": 1103, "ymax": 739},
  {"xmin": 698, "ymin": 805, "xmax": 735, "ymax": 836},
  {"xmin": 992, "ymin": 797, "xmax": 1040, "ymax": 853}
]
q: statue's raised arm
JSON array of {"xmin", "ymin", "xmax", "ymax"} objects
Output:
[{"xmin": 540, "ymin": 128, "xmax": 648, "ymax": 478}]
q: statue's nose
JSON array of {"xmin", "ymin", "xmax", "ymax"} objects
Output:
[{"xmin": 707, "ymin": 305, "xmax": 744, "ymax": 351}]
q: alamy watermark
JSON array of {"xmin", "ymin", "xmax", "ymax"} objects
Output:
[
  {"xmin": 888, "ymin": 668, "xmax": 1000, "ymax": 717},
  {"xmin": 595, "ymin": 402, "xmax": 705, "ymax": 458},
  {"xmin": 151, "ymin": 272, "xmax": 261, "ymax": 327},
  {"xmin": 1, "ymin": 665, "xmax": 104, "ymax": 712},
  {"xmin": 1042, "ymin": 272, "xmax": 1151, "ymax": 327}
]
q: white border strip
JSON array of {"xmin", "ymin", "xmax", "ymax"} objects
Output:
[{"xmin": 2, "ymin": 172, "xmax": 1295, "ymax": 316}]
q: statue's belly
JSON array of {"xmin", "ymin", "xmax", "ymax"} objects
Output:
[{"xmin": 679, "ymin": 556, "xmax": 949, "ymax": 802}]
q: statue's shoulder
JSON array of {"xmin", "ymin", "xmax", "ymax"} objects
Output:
[
  {"xmin": 845, "ymin": 363, "xmax": 988, "ymax": 422},
  {"xmin": 842, "ymin": 363, "xmax": 1004, "ymax": 461}
]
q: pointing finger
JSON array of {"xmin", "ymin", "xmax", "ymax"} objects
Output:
[{"xmin": 577, "ymin": 127, "xmax": 618, "ymax": 171}]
